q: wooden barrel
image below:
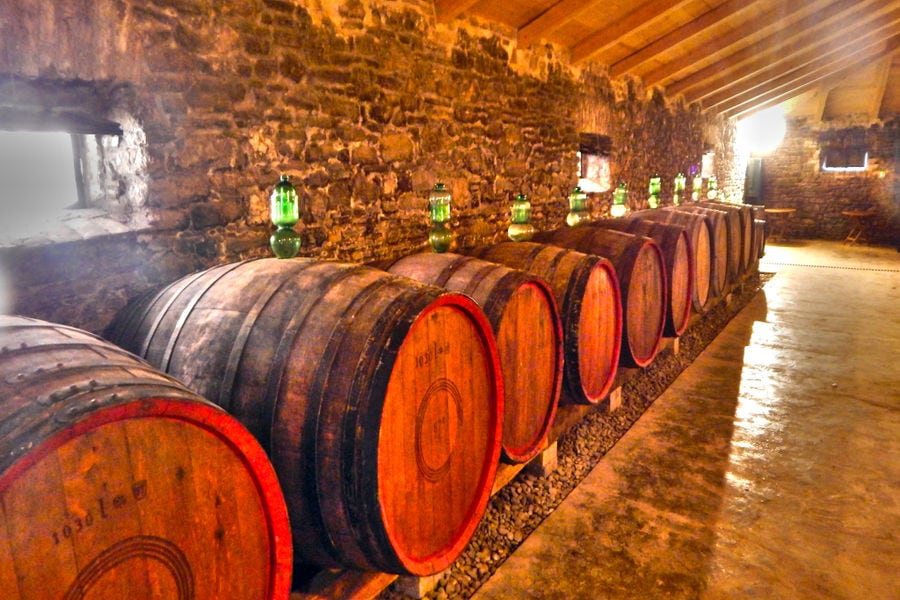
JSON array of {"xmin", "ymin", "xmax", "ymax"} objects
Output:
[
  {"xmin": 627, "ymin": 209, "xmax": 714, "ymax": 313},
  {"xmin": 678, "ymin": 205, "xmax": 740, "ymax": 283},
  {"xmin": 530, "ymin": 228, "xmax": 666, "ymax": 368},
  {"xmin": 752, "ymin": 218, "xmax": 767, "ymax": 262},
  {"xmin": 592, "ymin": 219, "xmax": 693, "ymax": 337},
  {"xmin": 468, "ymin": 242, "xmax": 621, "ymax": 406},
  {"xmin": 105, "ymin": 258, "xmax": 503, "ymax": 576},
  {"xmin": 749, "ymin": 205, "xmax": 767, "ymax": 260},
  {"xmin": 698, "ymin": 201, "xmax": 754, "ymax": 275},
  {"xmin": 372, "ymin": 252, "xmax": 562, "ymax": 464},
  {"xmin": 667, "ymin": 206, "xmax": 729, "ymax": 297},
  {"xmin": 0, "ymin": 316, "xmax": 292, "ymax": 600}
]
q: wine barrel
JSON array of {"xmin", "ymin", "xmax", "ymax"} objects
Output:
[
  {"xmin": 372, "ymin": 252, "xmax": 562, "ymax": 464},
  {"xmin": 627, "ymin": 209, "xmax": 714, "ymax": 313},
  {"xmin": 532, "ymin": 228, "xmax": 666, "ymax": 368},
  {"xmin": 676, "ymin": 205, "xmax": 740, "ymax": 284},
  {"xmin": 666, "ymin": 206, "xmax": 729, "ymax": 297},
  {"xmin": 698, "ymin": 201, "xmax": 754, "ymax": 275},
  {"xmin": 468, "ymin": 242, "xmax": 622, "ymax": 406},
  {"xmin": 592, "ymin": 219, "xmax": 693, "ymax": 337},
  {"xmin": 752, "ymin": 218, "xmax": 767, "ymax": 262},
  {"xmin": 106, "ymin": 258, "xmax": 503, "ymax": 576},
  {"xmin": 0, "ymin": 316, "xmax": 292, "ymax": 600},
  {"xmin": 749, "ymin": 204, "xmax": 767, "ymax": 260}
]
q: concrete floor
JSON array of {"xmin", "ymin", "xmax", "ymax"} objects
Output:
[{"xmin": 472, "ymin": 240, "xmax": 900, "ymax": 600}]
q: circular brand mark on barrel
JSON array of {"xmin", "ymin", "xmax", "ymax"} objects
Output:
[
  {"xmin": 65, "ymin": 535, "xmax": 194, "ymax": 599},
  {"xmin": 415, "ymin": 378, "xmax": 464, "ymax": 482}
]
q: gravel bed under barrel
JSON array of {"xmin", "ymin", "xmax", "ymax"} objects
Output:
[{"xmin": 381, "ymin": 273, "xmax": 767, "ymax": 600}]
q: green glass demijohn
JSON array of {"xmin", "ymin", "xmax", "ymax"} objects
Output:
[
  {"xmin": 673, "ymin": 172, "xmax": 686, "ymax": 206},
  {"xmin": 508, "ymin": 194, "xmax": 535, "ymax": 241},
  {"xmin": 706, "ymin": 174, "xmax": 718, "ymax": 199},
  {"xmin": 428, "ymin": 182, "xmax": 453, "ymax": 252},
  {"xmin": 648, "ymin": 174, "xmax": 661, "ymax": 209},
  {"xmin": 269, "ymin": 174, "xmax": 301, "ymax": 259},
  {"xmin": 611, "ymin": 182, "xmax": 628, "ymax": 218},
  {"xmin": 566, "ymin": 186, "xmax": 590, "ymax": 227}
]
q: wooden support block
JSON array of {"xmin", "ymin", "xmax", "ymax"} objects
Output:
[
  {"xmin": 291, "ymin": 570, "xmax": 397, "ymax": 600},
  {"xmin": 491, "ymin": 461, "xmax": 526, "ymax": 495},
  {"xmin": 608, "ymin": 386, "xmax": 623, "ymax": 412},
  {"xmin": 672, "ymin": 337, "xmax": 680, "ymax": 355},
  {"xmin": 394, "ymin": 570, "xmax": 447, "ymax": 599},
  {"xmin": 525, "ymin": 441, "xmax": 558, "ymax": 478}
]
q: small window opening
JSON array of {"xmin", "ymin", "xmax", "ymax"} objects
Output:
[
  {"xmin": 818, "ymin": 128, "xmax": 869, "ymax": 173},
  {"xmin": 821, "ymin": 147, "xmax": 868, "ymax": 172},
  {"xmin": 0, "ymin": 129, "xmax": 118, "ymax": 241},
  {"xmin": 577, "ymin": 133, "xmax": 612, "ymax": 193},
  {"xmin": 0, "ymin": 75, "xmax": 143, "ymax": 246},
  {"xmin": 0, "ymin": 130, "xmax": 81, "ymax": 215}
]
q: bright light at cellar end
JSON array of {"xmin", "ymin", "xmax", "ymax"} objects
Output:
[{"xmin": 737, "ymin": 106, "xmax": 786, "ymax": 155}]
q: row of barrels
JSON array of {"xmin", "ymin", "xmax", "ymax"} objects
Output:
[{"xmin": 0, "ymin": 201, "xmax": 763, "ymax": 598}]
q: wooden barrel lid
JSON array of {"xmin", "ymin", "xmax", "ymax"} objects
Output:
[
  {"xmin": 0, "ymin": 316, "xmax": 292, "ymax": 600},
  {"xmin": 531, "ymin": 228, "xmax": 666, "ymax": 368},
  {"xmin": 374, "ymin": 253, "xmax": 562, "ymax": 464},
  {"xmin": 593, "ymin": 218, "xmax": 694, "ymax": 337},
  {"xmin": 377, "ymin": 294, "xmax": 502, "ymax": 574},
  {"xmin": 666, "ymin": 206, "xmax": 729, "ymax": 297},
  {"xmin": 699, "ymin": 201, "xmax": 754, "ymax": 272},
  {"xmin": 630, "ymin": 209, "xmax": 713, "ymax": 312},
  {"xmin": 467, "ymin": 242, "xmax": 622, "ymax": 405}
]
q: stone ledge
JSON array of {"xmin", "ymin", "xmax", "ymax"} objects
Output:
[{"xmin": 0, "ymin": 209, "xmax": 133, "ymax": 249}]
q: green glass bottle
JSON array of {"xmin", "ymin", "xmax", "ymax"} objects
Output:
[
  {"xmin": 611, "ymin": 183, "xmax": 628, "ymax": 217},
  {"xmin": 269, "ymin": 174, "xmax": 301, "ymax": 259},
  {"xmin": 707, "ymin": 174, "xmax": 718, "ymax": 200},
  {"xmin": 508, "ymin": 194, "xmax": 535, "ymax": 241},
  {"xmin": 428, "ymin": 182, "xmax": 453, "ymax": 252},
  {"xmin": 648, "ymin": 174, "xmax": 662, "ymax": 197},
  {"xmin": 648, "ymin": 174, "xmax": 661, "ymax": 209},
  {"xmin": 673, "ymin": 172, "xmax": 686, "ymax": 207},
  {"xmin": 428, "ymin": 222, "xmax": 453, "ymax": 253},
  {"xmin": 566, "ymin": 186, "xmax": 590, "ymax": 227},
  {"xmin": 429, "ymin": 182, "xmax": 451, "ymax": 224}
]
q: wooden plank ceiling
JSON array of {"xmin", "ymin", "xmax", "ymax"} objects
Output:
[{"xmin": 435, "ymin": 0, "xmax": 900, "ymax": 124}]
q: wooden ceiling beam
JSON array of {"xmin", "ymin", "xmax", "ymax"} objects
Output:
[
  {"xmin": 698, "ymin": 16, "xmax": 900, "ymax": 109},
  {"xmin": 645, "ymin": 0, "xmax": 847, "ymax": 89},
  {"xmin": 666, "ymin": 0, "xmax": 875, "ymax": 97},
  {"xmin": 684, "ymin": 3, "xmax": 898, "ymax": 104},
  {"xmin": 690, "ymin": 9, "xmax": 900, "ymax": 104},
  {"xmin": 715, "ymin": 38, "xmax": 896, "ymax": 115},
  {"xmin": 866, "ymin": 55, "xmax": 894, "ymax": 119},
  {"xmin": 719, "ymin": 37, "xmax": 900, "ymax": 118},
  {"xmin": 434, "ymin": 0, "xmax": 481, "ymax": 23},
  {"xmin": 518, "ymin": 0, "xmax": 600, "ymax": 48},
  {"xmin": 608, "ymin": 0, "xmax": 755, "ymax": 78},
  {"xmin": 570, "ymin": 0, "xmax": 694, "ymax": 65}
]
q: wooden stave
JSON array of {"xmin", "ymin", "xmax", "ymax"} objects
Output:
[
  {"xmin": 531, "ymin": 228, "xmax": 667, "ymax": 369},
  {"xmin": 106, "ymin": 258, "xmax": 503, "ymax": 577},
  {"xmin": 467, "ymin": 242, "xmax": 622, "ymax": 405},
  {"xmin": 0, "ymin": 315, "xmax": 293, "ymax": 600},
  {"xmin": 372, "ymin": 252, "xmax": 563, "ymax": 464}
]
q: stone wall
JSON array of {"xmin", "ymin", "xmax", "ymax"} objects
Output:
[
  {"xmin": 760, "ymin": 118, "xmax": 898, "ymax": 243},
  {"xmin": 0, "ymin": 0, "xmax": 727, "ymax": 334}
]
